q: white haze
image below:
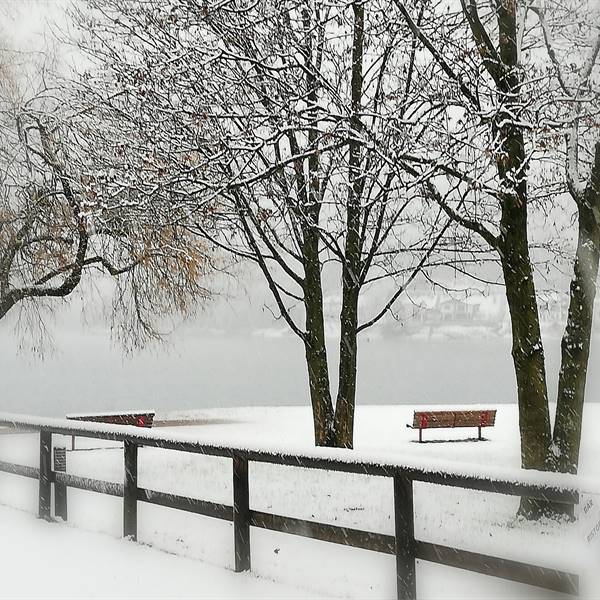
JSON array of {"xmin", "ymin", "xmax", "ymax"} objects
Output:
[{"xmin": 1, "ymin": 0, "xmax": 598, "ymax": 418}]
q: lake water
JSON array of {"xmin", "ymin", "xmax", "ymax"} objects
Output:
[{"xmin": 1, "ymin": 328, "xmax": 598, "ymax": 417}]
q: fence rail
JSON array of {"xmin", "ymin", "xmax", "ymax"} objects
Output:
[{"xmin": 0, "ymin": 414, "xmax": 581, "ymax": 598}]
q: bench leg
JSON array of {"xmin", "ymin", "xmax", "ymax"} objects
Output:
[
  {"xmin": 478, "ymin": 426, "xmax": 482, "ymax": 441},
  {"xmin": 418, "ymin": 428, "xmax": 423, "ymax": 443}
]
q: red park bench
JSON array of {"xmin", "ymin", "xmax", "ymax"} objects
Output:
[
  {"xmin": 406, "ymin": 409, "xmax": 496, "ymax": 443},
  {"xmin": 66, "ymin": 411, "xmax": 155, "ymax": 449}
]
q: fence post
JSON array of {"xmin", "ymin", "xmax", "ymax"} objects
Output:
[
  {"xmin": 53, "ymin": 446, "xmax": 67, "ymax": 521},
  {"xmin": 394, "ymin": 472, "xmax": 416, "ymax": 600},
  {"xmin": 39, "ymin": 431, "xmax": 52, "ymax": 520},
  {"xmin": 232, "ymin": 452, "xmax": 250, "ymax": 572},
  {"xmin": 123, "ymin": 441, "xmax": 138, "ymax": 540}
]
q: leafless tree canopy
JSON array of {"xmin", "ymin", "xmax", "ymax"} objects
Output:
[
  {"xmin": 0, "ymin": 41, "xmax": 214, "ymax": 348},
  {"xmin": 66, "ymin": 0, "xmax": 600, "ymax": 467},
  {"xmin": 390, "ymin": 0, "xmax": 600, "ymax": 515},
  {"xmin": 71, "ymin": 0, "xmax": 468, "ymax": 446}
]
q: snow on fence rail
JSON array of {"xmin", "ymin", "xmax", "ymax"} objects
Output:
[{"xmin": 0, "ymin": 413, "xmax": 582, "ymax": 598}]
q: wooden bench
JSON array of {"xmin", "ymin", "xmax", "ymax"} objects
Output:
[
  {"xmin": 406, "ymin": 409, "xmax": 496, "ymax": 442},
  {"xmin": 66, "ymin": 411, "xmax": 155, "ymax": 449},
  {"xmin": 66, "ymin": 411, "xmax": 155, "ymax": 428}
]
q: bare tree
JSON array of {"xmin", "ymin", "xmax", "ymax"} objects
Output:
[
  {"xmin": 391, "ymin": 0, "xmax": 600, "ymax": 514},
  {"xmin": 71, "ymin": 0, "xmax": 460, "ymax": 447},
  {"xmin": 532, "ymin": 0, "xmax": 600, "ymax": 476},
  {"xmin": 0, "ymin": 44, "xmax": 213, "ymax": 347}
]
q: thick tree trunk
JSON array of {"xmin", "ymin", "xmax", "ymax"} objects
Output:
[
  {"xmin": 491, "ymin": 0, "xmax": 552, "ymax": 518},
  {"xmin": 501, "ymin": 248, "xmax": 552, "ymax": 472},
  {"xmin": 552, "ymin": 151, "xmax": 600, "ymax": 474},
  {"xmin": 303, "ymin": 224, "xmax": 335, "ymax": 447},
  {"xmin": 304, "ymin": 332, "xmax": 335, "ymax": 447},
  {"xmin": 294, "ymin": 4, "xmax": 337, "ymax": 448},
  {"xmin": 544, "ymin": 207, "xmax": 600, "ymax": 520},
  {"xmin": 0, "ymin": 295, "xmax": 17, "ymax": 320},
  {"xmin": 497, "ymin": 135, "xmax": 553, "ymax": 474},
  {"xmin": 498, "ymin": 140, "xmax": 553, "ymax": 518},
  {"xmin": 500, "ymin": 222, "xmax": 553, "ymax": 518},
  {"xmin": 498, "ymin": 168, "xmax": 552, "ymax": 475}
]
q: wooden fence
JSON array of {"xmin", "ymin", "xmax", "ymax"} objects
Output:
[{"xmin": 0, "ymin": 415, "xmax": 581, "ymax": 599}]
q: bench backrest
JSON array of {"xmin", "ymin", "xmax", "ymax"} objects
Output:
[
  {"xmin": 67, "ymin": 412, "xmax": 155, "ymax": 428},
  {"xmin": 412, "ymin": 410, "xmax": 496, "ymax": 429}
]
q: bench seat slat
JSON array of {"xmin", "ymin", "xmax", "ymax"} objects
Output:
[{"xmin": 411, "ymin": 410, "xmax": 496, "ymax": 429}]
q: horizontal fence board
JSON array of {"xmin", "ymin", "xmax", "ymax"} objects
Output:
[
  {"xmin": 54, "ymin": 472, "xmax": 124, "ymax": 497},
  {"xmin": 415, "ymin": 541, "xmax": 578, "ymax": 595},
  {"xmin": 137, "ymin": 488, "xmax": 233, "ymax": 521},
  {"xmin": 244, "ymin": 453, "xmax": 577, "ymax": 505},
  {"xmin": 242, "ymin": 450, "xmax": 394, "ymax": 478},
  {"xmin": 0, "ymin": 461, "xmax": 39, "ymax": 480},
  {"xmin": 407, "ymin": 469, "xmax": 579, "ymax": 504},
  {"xmin": 0, "ymin": 448, "xmax": 575, "ymax": 506},
  {"xmin": 249, "ymin": 510, "xmax": 577, "ymax": 595},
  {"xmin": 250, "ymin": 510, "xmax": 396, "ymax": 554}
]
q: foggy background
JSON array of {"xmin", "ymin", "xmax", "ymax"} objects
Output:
[
  {"xmin": 1, "ymin": 0, "xmax": 598, "ymax": 418},
  {"xmin": 2, "ymin": 259, "xmax": 599, "ymax": 417}
]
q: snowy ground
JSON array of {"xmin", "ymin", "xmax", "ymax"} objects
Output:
[
  {"xmin": 0, "ymin": 504, "xmax": 320, "ymax": 599},
  {"xmin": 0, "ymin": 403, "xmax": 599, "ymax": 598}
]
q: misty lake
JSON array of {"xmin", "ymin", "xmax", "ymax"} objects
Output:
[{"xmin": 1, "ymin": 329, "xmax": 598, "ymax": 417}]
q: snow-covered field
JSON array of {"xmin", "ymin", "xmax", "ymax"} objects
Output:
[
  {"xmin": 1, "ymin": 403, "xmax": 599, "ymax": 598},
  {"xmin": 0, "ymin": 504, "xmax": 319, "ymax": 599}
]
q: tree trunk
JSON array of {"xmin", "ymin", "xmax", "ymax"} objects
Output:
[
  {"xmin": 498, "ymin": 146, "xmax": 553, "ymax": 518},
  {"xmin": 294, "ymin": 4, "xmax": 337, "ymax": 448},
  {"xmin": 303, "ymin": 225, "xmax": 335, "ymax": 447},
  {"xmin": 500, "ymin": 213, "xmax": 553, "ymax": 518},
  {"xmin": 498, "ymin": 177, "xmax": 552, "ymax": 475},
  {"xmin": 491, "ymin": 0, "xmax": 552, "ymax": 518},
  {"xmin": 501, "ymin": 248, "xmax": 552, "ymax": 470},
  {"xmin": 552, "ymin": 150, "xmax": 600, "ymax": 474},
  {"xmin": 332, "ymin": 0, "xmax": 365, "ymax": 450},
  {"xmin": 304, "ymin": 332, "xmax": 335, "ymax": 447},
  {"xmin": 334, "ymin": 287, "xmax": 359, "ymax": 448},
  {"xmin": 0, "ymin": 294, "xmax": 17, "ymax": 320}
]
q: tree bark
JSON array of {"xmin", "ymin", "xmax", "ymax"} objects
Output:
[
  {"xmin": 304, "ymin": 333, "xmax": 335, "ymax": 447},
  {"xmin": 0, "ymin": 292, "xmax": 19, "ymax": 320},
  {"xmin": 552, "ymin": 146, "xmax": 600, "ymax": 474},
  {"xmin": 303, "ymin": 224, "xmax": 335, "ymax": 447},
  {"xmin": 499, "ymin": 207, "xmax": 553, "ymax": 518},
  {"xmin": 500, "ymin": 244, "xmax": 552, "ymax": 473},
  {"xmin": 334, "ymin": 287, "xmax": 359, "ymax": 448},
  {"xmin": 492, "ymin": 0, "xmax": 552, "ymax": 518},
  {"xmin": 333, "ymin": 0, "xmax": 365, "ymax": 449}
]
